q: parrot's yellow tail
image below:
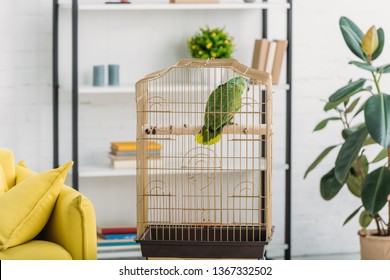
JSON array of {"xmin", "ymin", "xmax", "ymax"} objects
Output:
[{"xmin": 195, "ymin": 126, "xmax": 221, "ymax": 145}]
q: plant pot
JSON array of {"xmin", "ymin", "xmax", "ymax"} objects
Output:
[{"xmin": 359, "ymin": 229, "xmax": 390, "ymax": 260}]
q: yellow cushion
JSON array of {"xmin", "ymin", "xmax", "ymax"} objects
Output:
[
  {"xmin": 0, "ymin": 161, "xmax": 73, "ymax": 251},
  {"xmin": 15, "ymin": 160, "xmax": 36, "ymax": 184},
  {"xmin": 0, "ymin": 166, "xmax": 6, "ymax": 195},
  {"xmin": 0, "ymin": 240, "xmax": 72, "ymax": 260}
]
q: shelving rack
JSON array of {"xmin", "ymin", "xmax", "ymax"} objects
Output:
[{"xmin": 53, "ymin": 0, "xmax": 292, "ymax": 260}]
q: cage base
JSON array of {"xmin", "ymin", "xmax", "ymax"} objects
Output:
[{"xmin": 137, "ymin": 225, "xmax": 269, "ymax": 259}]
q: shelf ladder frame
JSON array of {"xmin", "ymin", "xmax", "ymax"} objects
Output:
[
  {"xmin": 262, "ymin": 0, "xmax": 292, "ymax": 260},
  {"xmin": 71, "ymin": 0, "xmax": 79, "ymax": 191},
  {"xmin": 285, "ymin": 0, "xmax": 293, "ymax": 262},
  {"xmin": 53, "ymin": 0, "xmax": 79, "ymax": 191},
  {"xmin": 53, "ymin": 0, "xmax": 59, "ymax": 169}
]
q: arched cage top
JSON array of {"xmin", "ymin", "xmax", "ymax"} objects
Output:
[{"xmin": 136, "ymin": 58, "xmax": 272, "ymax": 87}]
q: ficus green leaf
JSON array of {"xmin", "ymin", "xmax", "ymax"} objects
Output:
[
  {"xmin": 363, "ymin": 135, "xmax": 377, "ymax": 146},
  {"xmin": 313, "ymin": 117, "xmax": 341, "ymax": 131},
  {"xmin": 359, "ymin": 210, "xmax": 374, "ymax": 228},
  {"xmin": 304, "ymin": 145, "xmax": 339, "ymax": 179},
  {"xmin": 347, "ymin": 174, "xmax": 361, "ymax": 198},
  {"xmin": 324, "ymin": 100, "xmax": 341, "ymax": 112},
  {"xmin": 341, "ymin": 123, "xmax": 365, "ymax": 140},
  {"xmin": 349, "ymin": 61, "xmax": 377, "ymax": 72},
  {"xmin": 325, "ymin": 88, "xmax": 369, "ymax": 112},
  {"xmin": 377, "ymin": 63, "xmax": 390, "ymax": 74},
  {"xmin": 345, "ymin": 97, "xmax": 360, "ymax": 113},
  {"xmin": 339, "ymin": 17, "xmax": 364, "ymax": 38},
  {"xmin": 372, "ymin": 148, "xmax": 388, "ymax": 163},
  {"xmin": 335, "ymin": 127, "xmax": 368, "ymax": 183},
  {"xmin": 328, "ymin": 79, "xmax": 366, "ymax": 103},
  {"xmin": 320, "ymin": 168, "xmax": 344, "ymax": 200},
  {"xmin": 364, "ymin": 93, "xmax": 390, "ymax": 148},
  {"xmin": 340, "ymin": 25, "xmax": 366, "ymax": 60},
  {"xmin": 352, "ymin": 100, "xmax": 367, "ymax": 119},
  {"xmin": 339, "ymin": 17, "xmax": 366, "ymax": 60},
  {"xmin": 361, "ymin": 166, "xmax": 390, "ymax": 215},
  {"xmin": 372, "ymin": 27, "xmax": 385, "ymax": 61},
  {"xmin": 343, "ymin": 205, "xmax": 363, "ymax": 226},
  {"xmin": 354, "ymin": 155, "xmax": 369, "ymax": 176}
]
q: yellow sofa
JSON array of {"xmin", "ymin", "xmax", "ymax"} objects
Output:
[{"xmin": 0, "ymin": 148, "xmax": 97, "ymax": 260}]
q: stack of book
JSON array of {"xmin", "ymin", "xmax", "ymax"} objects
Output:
[
  {"xmin": 251, "ymin": 38, "xmax": 288, "ymax": 84},
  {"xmin": 109, "ymin": 141, "xmax": 162, "ymax": 168},
  {"xmin": 97, "ymin": 225, "xmax": 138, "ymax": 252}
]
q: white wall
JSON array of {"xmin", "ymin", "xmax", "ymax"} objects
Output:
[
  {"xmin": 0, "ymin": 0, "xmax": 53, "ymax": 168},
  {"xmin": 1, "ymin": 0, "xmax": 390, "ymax": 258}
]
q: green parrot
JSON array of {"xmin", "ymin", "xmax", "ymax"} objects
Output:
[{"xmin": 196, "ymin": 76, "xmax": 249, "ymax": 145}]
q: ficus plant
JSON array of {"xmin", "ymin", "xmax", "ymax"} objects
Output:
[{"xmin": 305, "ymin": 16, "xmax": 390, "ymax": 236}]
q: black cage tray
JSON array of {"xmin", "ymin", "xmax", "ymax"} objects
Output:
[{"xmin": 137, "ymin": 225, "xmax": 269, "ymax": 259}]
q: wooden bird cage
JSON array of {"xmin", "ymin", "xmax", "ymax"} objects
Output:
[{"xmin": 136, "ymin": 58, "xmax": 273, "ymax": 259}]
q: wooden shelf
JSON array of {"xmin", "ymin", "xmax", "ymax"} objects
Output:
[
  {"xmin": 59, "ymin": 84, "xmax": 135, "ymax": 95},
  {"xmin": 74, "ymin": 161, "xmax": 288, "ymax": 178},
  {"xmin": 61, "ymin": 83, "xmax": 289, "ymax": 95},
  {"xmin": 60, "ymin": 3, "xmax": 290, "ymax": 11},
  {"xmin": 79, "ymin": 85, "xmax": 134, "ymax": 95},
  {"xmin": 77, "ymin": 164, "xmax": 137, "ymax": 177}
]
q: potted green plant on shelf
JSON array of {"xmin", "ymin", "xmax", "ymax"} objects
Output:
[
  {"xmin": 188, "ymin": 26, "xmax": 235, "ymax": 59},
  {"xmin": 304, "ymin": 16, "xmax": 390, "ymax": 259}
]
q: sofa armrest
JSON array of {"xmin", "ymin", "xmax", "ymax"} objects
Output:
[{"xmin": 40, "ymin": 185, "xmax": 97, "ymax": 260}]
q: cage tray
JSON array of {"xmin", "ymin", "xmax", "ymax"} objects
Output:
[{"xmin": 137, "ymin": 225, "xmax": 269, "ymax": 259}]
